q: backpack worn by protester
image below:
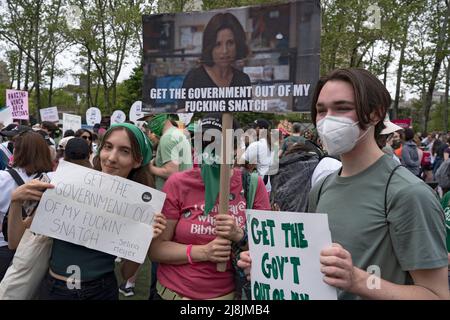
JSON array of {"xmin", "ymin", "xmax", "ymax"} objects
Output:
[
  {"xmin": 270, "ymin": 141, "xmax": 322, "ymax": 212},
  {"xmin": 2, "ymin": 169, "xmax": 29, "ymax": 242},
  {"xmin": 435, "ymin": 159, "xmax": 450, "ymax": 189},
  {"xmin": 231, "ymin": 169, "xmax": 259, "ymax": 300}
]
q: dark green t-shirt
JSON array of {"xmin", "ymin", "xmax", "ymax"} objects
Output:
[
  {"xmin": 308, "ymin": 154, "xmax": 448, "ymax": 300},
  {"xmin": 50, "ymin": 239, "xmax": 115, "ymax": 281}
]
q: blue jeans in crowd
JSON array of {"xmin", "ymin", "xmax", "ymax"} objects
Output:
[{"xmin": 39, "ymin": 271, "xmax": 118, "ymax": 300}]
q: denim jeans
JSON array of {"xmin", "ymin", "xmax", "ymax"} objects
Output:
[
  {"xmin": 39, "ymin": 272, "xmax": 118, "ymax": 300},
  {"xmin": 0, "ymin": 245, "xmax": 15, "ymax": 282}
]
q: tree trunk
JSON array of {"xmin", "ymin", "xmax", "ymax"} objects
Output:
[
  {"xmin": 48, "ymin": 52, "xmax": 56, "ymax": 108},
  {"xmin": 24, "ymin": 54, "xmax": 30, "ymax": 91},
  {"xmin": 383, "ymin": 42, "xmax": 393, "ymax": 86},
  {"xmin": 444, "ymin": 59, "xmax": 450, "ymax": 132},
  {"xmin": 112, "ymin": 82, "xmax": 117, "ymax": 109},
  {"xmin": 87, "ymin": 53, "xmax": 92, "ymax": 108},
  {"xmin": 34, "ymin": 1, "xmax": 42, "ymax": 122},
  {"xmin": 420, "ymin": 2, "xmax": 449, "ymax": 133},
  {"xmin": 100, "ymin": 4, "xmax": 109, "ymax": 114},
  {"xmin": 16, "ymin": 49, "xmax": 22, "ymax": 90},
  {"xmin": 94, "ymin": 74, "xmax": 100, "ymax": 107},
  {"xmin": 393, "ymin": 35, "xmax": 407, "ymax": 120}
]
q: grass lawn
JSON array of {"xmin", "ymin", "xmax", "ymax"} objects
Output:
[{"xmin": 114, "ymin": 257, "xmax": 152, "ymax": 300}]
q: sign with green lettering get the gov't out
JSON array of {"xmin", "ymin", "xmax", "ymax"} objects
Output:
[{"xmin": 246, "ymin": 210, "xmax": 337, "ymax": 300}]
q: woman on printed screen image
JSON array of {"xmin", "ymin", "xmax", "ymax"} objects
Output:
[
  {"xmin": 180, "ymin": 12, "xmax": 251, "ymax": 113},
  {"xmin": 6, "ymin": 123, "xmax": 167, "ymax": 300}
]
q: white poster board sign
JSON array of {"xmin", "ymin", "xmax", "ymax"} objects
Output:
[
  {"xmin": 247, "ymin": 210, "xmax": 337, "ymax": 300},
  {"xmin": 111, "ymin": 110, "xmax": 126, "ymax": 124},
  {"xmin": 86, "ymin": 107, "xmax": 102, "ymax": 126},
  {"xmin": 40, "ymin": 107, "xmax": 59, "ymax": 122},
  {"xmin": 0, "ymin": 106, "xmax": 13, "ymax": 126},
  {"xmin": 30, "ymin": 161, "xmax": 166, "ymax": 263},
  {"xmin": 129, "ymin": 101, "xmax": 144, "ymax": 124},
  {"xmin": 62, "ymin": 113, "xmax": 82, "ymax": 134}
]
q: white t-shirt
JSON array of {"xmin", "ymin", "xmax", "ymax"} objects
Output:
[
  {"xmin": 311, "ymin": 157, "xmax": 342, "ymax": 188},
  {"xmin": 242, "ymin": 138, "xmax": 274, "ymax": 192}
]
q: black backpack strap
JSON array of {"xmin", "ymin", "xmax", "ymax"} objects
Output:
[
  {"xmin": 316, "ymin": 171, "xmax": 334, "ymax": 207},
  {"xmin": 6, "ymin": 168, "xmax": 25, "ymax": 186},
  {"xmin": 384, "ymin": 164, "xmax": 403, "ymax": 219}
]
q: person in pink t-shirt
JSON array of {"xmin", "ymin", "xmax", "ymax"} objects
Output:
[{"xmin": 149, "ymin": 114, "xmax": 271, "ymax": 300}]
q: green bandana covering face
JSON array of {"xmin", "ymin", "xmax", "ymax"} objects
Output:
[
  {"xmin": 147, "ymin": 114, "xmax": 168, "ymax": 137},
  {"xmin": 201, "ymin": 151, "xmax": 223, "ymax": 215},
  {"xmin": 106, "ymin": 123, "xmax": 152, "ymax": 167}
]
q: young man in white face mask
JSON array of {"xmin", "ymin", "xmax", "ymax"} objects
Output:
[{"xmin": 238, "ymin": 68, "xmax": 449, "ymax": 300}]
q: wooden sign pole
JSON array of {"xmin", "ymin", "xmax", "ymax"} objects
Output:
[{"xmin": 216, "ymin": 112, "xmax": 233, "ymax": 272}]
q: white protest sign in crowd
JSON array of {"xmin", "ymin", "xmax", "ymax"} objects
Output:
[
  {"xmin": 6, "ymin": 89, "xmax": 29, "ymax": 120},
  {"xmin": 0, "ymin": 106, "xmax": 13, "ymax": 126},
  {"xmin": 86, "ymin": 107, "xmax": 102, "ymax": 126},
  {"xmin": 111, "ymin": 110, "xmax": 126, "ymax": 124},
  {"xmin": 39, "ymin": 107, "xmax": 59, "ymax": 122},
  {"xmin": 62, "ymin": 113, "xmax": 82, "ymax": 133},
  {"xmin": 247, "ymin": 210, "xmax": 337, "ymax": 300},
  {"xmin": 129, "ymin": 101, "xmax": 144, "ymax": 123},
  {"xmin": 30, "ymin": 161, "xmax": 166, "ymax": 264}
]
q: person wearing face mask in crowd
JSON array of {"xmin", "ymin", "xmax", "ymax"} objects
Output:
[{"xmin": 238, "ymin": 68, "xmax": 449, "ymax": 299}]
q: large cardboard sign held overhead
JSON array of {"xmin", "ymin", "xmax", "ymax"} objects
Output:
[{"xmin": 142, "ymin": 0, "xmax": 320, "ymax": 114}]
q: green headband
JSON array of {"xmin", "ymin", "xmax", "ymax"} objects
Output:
[
  {"xmin": 107, "ymin": 123, "xmax": 152, "ymax": 167},
  {"xmin": 146, "ymin": 114, "xmax": 169, "ymax": 137}
]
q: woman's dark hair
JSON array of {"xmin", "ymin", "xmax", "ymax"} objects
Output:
[
  {"xmin": 92, "ymin": 126, "xmax": 154, "ymax": 188},
  {"xmin": 12, "ymin": 131, "xmax": 53, "ymax": 175},
  {"xmin": 201, "ymin": 12, "xmax": 249, "ymax": 67},
  {"xmin": 404, "ymin": 128, "xmax": 415, "ymax": 141},
  {"xmin": 64, "ymin": 129, "xmax": 75, "ymax": 138},
  {"xmin": 311, "ymin": 68, "xmax": 391, "ymax": 138}
]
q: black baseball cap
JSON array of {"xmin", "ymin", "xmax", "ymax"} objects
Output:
[
  {"xmin": 65, "ymin": 137, "xmax": 90, "ymax": 160},
  {"xmin": 252, "ymin": 119, "xmax": 271, "ymax": 129},
  {"xmin": 0, "ymin": 124, "xmax": 32, "ymax": 137}
]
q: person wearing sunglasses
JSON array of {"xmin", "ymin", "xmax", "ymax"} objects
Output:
[{"xmin": 75, "ymin": 129, "xmax": 94, "ymax": 162}]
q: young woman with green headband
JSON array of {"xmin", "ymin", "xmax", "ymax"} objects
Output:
[{"xmin": 7, "ymin": 123, "xmax": 167, "ymax": 300}]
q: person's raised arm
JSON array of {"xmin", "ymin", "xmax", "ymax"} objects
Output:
[{"xmin": 149, "ymin": 160, "xmax": 179, "ymax": 180}]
